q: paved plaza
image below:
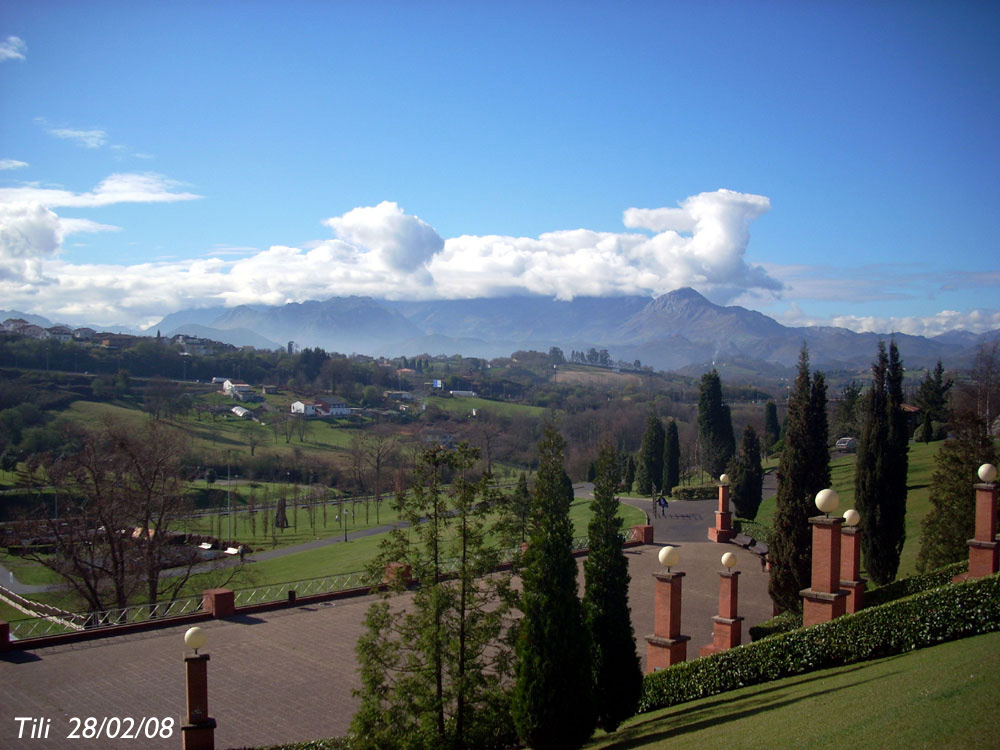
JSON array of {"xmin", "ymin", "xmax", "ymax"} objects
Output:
[{"xmin": 1, "ymin": 497, "xmax": 775, "ymax": 750}]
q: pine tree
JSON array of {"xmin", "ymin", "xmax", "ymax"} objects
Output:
[
  {"xmin": 624, "ymin": 454, "xmax": 636, "ymax": 493},
  {"xmin": 728, "ymin": 425, "xmax": 763, "ymax": 520},
  {"xmin": 635, "ymin": 414, "xmax": 665, "ymax": 495},
  {"xmin": 698, "ymin": 370, "xmax": 735, "ymax": 479},
  {"xmin": 352, "ymin": 444, "xmax": 518, "ymax": 750},
  {"xmin": 917, "ymin": 411, "xmax": 999, "ymax": 572},
  {"xmin": 583, "ymin": 443, "xmax": 642, "ymax": 732},
  {"xmin": 512, "ymin": 471, "xmax": 531, "ymax": 543},
  {"xmin": 764, "ymin": 400, "xmax": 780, "ymax": 450},
  {"xmin": 914, "ymin": 360, "xmax": 953, "ymax": 442},
  {"xmin": 768, "ymin": 346, "xmax": 829, "ymax": 612},
  {"xmin": 512, "ymin": 425, "xmax": 595, "ymax": 750},
  {"xmin": 855, "ymin": 340, "xmax": 908, "ymax": 585},
  {"xmin": 662, "ymin": 419, "xmax": 680, "ymax": 496}
]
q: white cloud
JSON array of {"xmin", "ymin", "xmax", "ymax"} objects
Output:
[
  {"xmin": 0, "ymin": 159, "xmax": 28, "ymax": 171},
  {"xmin": 0, "ymin": 36, "xmax": 26, "ymax": 62},
  {"xmin": 830, "ymin": 310, "xmax": 1000, "ymax": 338},
  {"xmin": 48, "ymin": 128, "xmax": 109, "ymax": 149},
  {"xmin": 0, "ymin": 172, "xmax": 202, "ymax": 208}
]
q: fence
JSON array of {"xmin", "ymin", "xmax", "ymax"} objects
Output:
[{"xmin": 5, "ymin": 525, "xmax": 647, "ymax": 644}]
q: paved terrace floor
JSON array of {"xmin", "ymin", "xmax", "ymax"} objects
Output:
[{"xmin": 1, "ymin": 496, "xmax": 775, "ymax": 750}]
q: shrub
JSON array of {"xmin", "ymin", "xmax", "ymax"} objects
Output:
[
  {"xmin": 733, "ymin": 519, "xmax": 773, "ymax": 546},
  {"xmin": 640, "ymin": 572, "xmax": 1000, "ymax": 713},
  {"xmin": 671, "ymin": 484, "xmax": 716, "ymax": 500}
]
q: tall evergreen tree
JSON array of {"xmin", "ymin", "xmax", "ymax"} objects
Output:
[
  {"xmin": 662, "ymin": 419, "xmax": 680, "ymax": 496},
  {"xmin": 917, "ymin": 410, "xmax": 999, "ymax": 572},
  {"xmin": 583, "ymin": 443, "xmax": 642, "ymax": 732},
  {"xmin": 623, "ymin": 454, "xmax": 636, "ymax": 493},
  {"xmin": 808, "ymin": 371, "xmax": 832, "ymax": 492},
  {"xmin": 914, "ymin": 360, "xmax": 953, "ymax": 442},
  {"xmin": 634, "ymin": 414, "xmax": 665, "ymax": 495},
  {"xmin": 512, "ymin": 425, "xmax": 595, "ymax": 750},
  {"xmin": 352, "ymin": 444, "xmax": 518, "ymax": 750},
  {"xmin": 763, "ymin": 400, "xmax": 781, "ymax": 450},
  {"xmin": 698, "ymin": 370, "xmax": 735, "ymax": 478},
  {"xmin": 855, "ymin": 340, "xmax": 909, "ymax": 585},
  {"xmin": 768, "ymin": 346, "xmax": 829, "ymax": 612},
  {"xmin": 728, "ymin": 425, "xmax": 763, "ymax": 520}
]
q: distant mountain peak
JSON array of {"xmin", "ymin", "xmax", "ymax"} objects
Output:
[{"xmin": 648, "ymin": 287, "xmax": 714, "ymax": 312}]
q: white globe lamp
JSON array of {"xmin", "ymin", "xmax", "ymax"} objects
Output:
[{"xmin": 815, "ymin": 488, "xmax": 840, "ymax": 515}]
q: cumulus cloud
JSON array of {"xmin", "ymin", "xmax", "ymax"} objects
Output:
[
  {"xmin": 0, "ymin": 36, "xmax": 26, "ymax": 62},
  {"xmin": 0, "ymin": 159, "xmax": 28, "ymax": 171}
]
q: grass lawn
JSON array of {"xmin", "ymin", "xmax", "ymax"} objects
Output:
[
  {"xmin": 587, "ymin": 630, "xmax": 1000, "ymax": 750},
  {"xmin": 424, "ymin": 394, "xmax": 548, "ymax": 419}
]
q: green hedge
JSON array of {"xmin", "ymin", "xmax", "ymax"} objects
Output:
[
  {"xmin": 733, "ymin": 519, "xmax": 773, "ymax": 546},
  {"xmin": 640, "ymin": 572, "xmax": 1000, "ymax": 713},
  {"xmin": 747, "ymin": 560, "xmax": 970, "ymax": 642},
  {"xmin": 670, "ymin": 484, "xmax": 716, "ymax": 500}
]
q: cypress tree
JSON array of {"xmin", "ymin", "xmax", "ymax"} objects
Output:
[
  {"xmin": 583, "ymin": 443, "xmax": 642, "ymax": 732},
  {"xmin": 624, "ymin": 454, "xmax": 636, "ymax": 493},
  {"xmin": 764, "ymin": 400, "xmax": 780, "ymax": 451},
  {"xmin": 728, "ymin": 425, "xmax": 763, "ymax": 520},
  {"xmin": 914, "ymin": 360, "xmax": 953, "ymax": 442},
  {"xmin": 917, "ymin": 410, "xmax": 999, "ymax": 572},
  {"xmin": 768, "ymin": 346, "xmax": 828, "ymax": 612},
  {"xmin": 634, "ymin": 414, "xmax": 665, "ymax": 496},
  {"xmin": 662, "ymin": 419, "xmax": 680, "ymax": 496},
  {"xmin": 512, "ymin": 425, "xmax": 595, "ymax": 750},
  {"xmin": 855, "ymin": 340, "xmax": 908, "ymax": 585},
  {"xmin": 698, "ymin": 370, "xmax": 735, "ymax": 478}
]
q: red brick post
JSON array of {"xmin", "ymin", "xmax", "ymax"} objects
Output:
[
  {"xmin": 700, "ymin": 555, "xmax": 743, "ymax": 656},
  {"xmin": 839, "ymin": 525, "xmax": 865, "ymax": 613},
  {"xmin": 801, "ymin": 515, "xmax": 848, "ymax": 626},
  {"xmin": 202, "ymin": 589, "xmax": 235, "ymax": 618},
  {"xmin": 632, "ymin": 524, "xmax": 655, "ymax": 544},
  {"xmin": 0, "ymin": 619, "xmax": 9, "ymax": 652},
  {"xmin": 182, "ymin": 653, "xmax": 216, "ymax": 750},
  {"xmin": 645, "ymin": 570, "xmax": 689, "ymax": 671},
  {"xmin": 708, "ymin": 475, "xmax": 736, "ymax": 543},
  {"xmin": 383, "ymin": 562, "xmax": 413, "ymax": 587},
  {"xmin": 957, "ymin": 467, "xmax": 999, "ymax": 580}
]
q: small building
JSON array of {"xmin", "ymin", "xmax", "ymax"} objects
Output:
[
  {"xmin": 317, "ymin": 399, "xmax": 351, "ymax": 417},
  {"xmin": 223, "ymin": 380, "xmax": 253, "ymax": 397},
  {"xmin": 47, "ymin": 325, "xmax": 73, "ymax": 342},
  {"xmin": 72, "ymin": 327, "xmax": 96, "ymax": 341},
  {"xmin": 261, "ymin": 385, "xmax": 279, "ymax": 394},
  {"xmin": 449, "ymin": 390, "xmax": 478, "ymax": 398},
  {"xmin": 290, "ymin": 401, "xmax": 318, "ymax": 417},
  {"xmin": 231, "ymin": 406, "xmax": 253, "ymax": 419},
  {"xmin": 383, "ymin": 390, "xmax": 414, "ymax": 401}
]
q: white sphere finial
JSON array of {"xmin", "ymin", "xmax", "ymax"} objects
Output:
[
  {"xmin": 815, "ymin": 488, "xmax": 840, "ymax": 514},
  {"xmin": 719, "ymin": 473, "xmax": 730, "ymax": 485},
  {"xmin": 658, "ymin": 545, "xmax": 680, "ymax": 569},
  {"xmin": 721, "ymin": 552, "xmax": 737, "ymax": 569},
  {"xmin": 843, "ymin": 508, "xmax": 860, "ymax": 527},
  {"xmin": 184, "ymin": 626, "xmax": 207, "ymax": 653},
  {"xmin": 979, "ymin": 463, "xmax": 998, "ymax": 483}
]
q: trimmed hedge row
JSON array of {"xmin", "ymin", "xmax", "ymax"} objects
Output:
[
  {"xmin": 639, "ymin": 572, "xmax": 1000, "ymax": 713},
  {"xmin": 746, "ymin": 560, "xmax": 970, "ymax": 642},
  {"xmin": 670, "ymin": 485, "xmax": 716, "ymax": 500}
]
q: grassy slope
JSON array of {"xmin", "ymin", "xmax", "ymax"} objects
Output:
[
  {"xmin": 587, "ymin": 630, "xmax": 1000, "ymax": 750},
  {"xmin": 755, "ymin": 441, "xmax": 941, "ymax": 578}
]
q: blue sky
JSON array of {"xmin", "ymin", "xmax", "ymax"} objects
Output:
[{"xmin": 1, "ymin": 0, "xmax": 998, "ymax": 334}]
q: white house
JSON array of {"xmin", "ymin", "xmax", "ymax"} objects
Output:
[
  {"xmin": 223, "ymin": 380, "xmax": 252, "ymax": 397},
  {"xmin": 290, "ymin": 401, "xmax": 318, "ymax": 417},
  {"xmin": 317, "ymin": 399, "xmax": 351, "ymax": 417}
]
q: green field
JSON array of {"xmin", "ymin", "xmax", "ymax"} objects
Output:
[{"xmin": 586, "ymin": 630, "xmax": 1000, "ymax": 750}]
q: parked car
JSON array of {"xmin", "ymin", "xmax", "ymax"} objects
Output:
[{"xmin": 835, "ymin": 436, "xmax": 858, "ymax": 453}]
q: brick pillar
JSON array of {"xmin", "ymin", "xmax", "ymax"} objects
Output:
[
  {"xmin": 958, "ymin": 481, "xmax": 999, "ymax": 580},
  {"xmin": 632, "ymin": 524, "xmax": 654, "ymax": 544},
  {"xmin": 645, "ymin": 571, "xmax": 689, "ymax": 671},
  {"xmin": 839, "ymin": 526, "xmax": 866, "ymax": 613},
  {"xmin": 708, "ymin": 481, "xmax": 736, "ymax": 543},
  {"xmin": 202, "ymin": 588, "xmax": 235, "ymax": 618},
  {"xmin": 0, "ymin": 619, "xmax": 9, "ymax": 652},
  {"xmin": 182, "ymin": 653, "xmax": 216, "ymax": 750},
  {"xmin": 699, "ymin": 570, "xmax": 743, "ymax": 656},
  {"xmin": 383, "ymin": 562, "xmax": 413, "ymax": 587},
  {"xmin": 801, "ymin": 515, "xmax": 848, "ymax": 626}
]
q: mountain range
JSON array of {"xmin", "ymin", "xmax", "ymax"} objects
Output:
[
  {"xmin": 7, "ymin": 289, "xmax": 996, "ymax": 376},
  {"xmin": 145, "ymin": 288, "xmax": 996, "ymax": 374}
]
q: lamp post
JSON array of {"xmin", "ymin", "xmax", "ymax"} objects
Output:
[
  {"xmin": 645, "ymin": 546, "xmax": 689, "ymax": 671},
  {"xmin": 181, "ymin": 627, "xmax": 216, "ymax": 750},
  {"xmin": 801, "ymin": 488, "xmax": 848, "ymax": 626},
  {"xmin": 957, "ymin": 463, "xmax": 999, "ymax": 580},
  {"xmin": 840, "ymin": 507, "xmax": 865, "ymax": 612},
  {"xmin": 708, "ymin": 473, "xmax": 736, "ymax": 543}
]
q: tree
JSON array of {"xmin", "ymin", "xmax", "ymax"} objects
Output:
[
  {"xmin": 662, "ymin": 419, "xmax": 680, "ymax": 496},
  {"xmin": 25, "ymin": 417, "xmax": 207, "ymax": 613},
  {"xmin": 512, "ymin": 425, "xmax": 595, "ymax": 750},
  {"xmin": 623, "ymin": 454, "xmax": 636, "ymax": 493},
  {"xmin": 763, "ymin": 400, "xmax": 780, "ymax": 450},
  {"xmin": 634, "ymin": 414, "xmax": 665, "ymax": 496},
  {"xmin": 831, "ymin": 381, "xmax": 863, "ymax": 440},
  {"xmin": 914, "ymin": 360, "xmax": 952, "ymax": 442},
  {"xmin": 728, "ymin": 425, "xmax": 763, "ymax": 520},
  {"xmin": 352, "ymin": 444, "xmax": 518, "ymax": 750},
  {"xmin": 855, "ymin": 340, "xmax": 908, "ymax": 585},
  {"xmin": 510, "ymin": 471, "xmax": 532, "ymax": 543},
  {"xmin": 768, "ymin": 346, "xmax": 829, "ymax": 612},
  {"xmin": 583, "ymin": 443, "xmax": 642, "ymax": 732},
  {"xmin": 697, "ymin": 370, "xmax": 735, "ymax": 479},
  {"xmin": 917, "ymin": 410, "xmax": 999, "ymax": 572}
]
